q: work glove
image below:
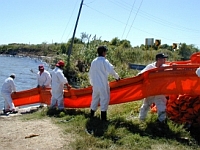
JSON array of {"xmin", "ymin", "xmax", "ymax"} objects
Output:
[{"xmin": 66, "ymin": 84, "xmax": 72, "ymax": 90}]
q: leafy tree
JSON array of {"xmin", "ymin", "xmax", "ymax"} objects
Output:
[
  {"xmin": 139, "ymin": 44, "xmax": 146, "ymax": 50},
  {"xmin": 61, "ymin": 43, "xmax": 67, "ymax": 54},
  {"xmin": 178, "ymin": 43, "xmax": 198, "ymax": 60},
  {"xmin": 161, "ymin": 44, "xmax": 170, "ymax": 49},
  {"xmin": 119, "ymin": 39, "xmax": 132, "ymax": 48},
  {"xmin": 110, "ymin": 37, "xmax": 120, "ymax": 46},
  {"xmin": 80, "ymin": 32, "xmax": 91, "ymax": 45}
]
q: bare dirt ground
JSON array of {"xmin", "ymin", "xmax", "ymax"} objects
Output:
[{"xmin": 0, "ymin": 108, "xmax": 73, "ymax": 150}]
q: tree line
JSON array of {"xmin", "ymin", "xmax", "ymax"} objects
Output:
[{"xmin": 0, "ymin": 35, "xmax": 199, "ymax": 87}]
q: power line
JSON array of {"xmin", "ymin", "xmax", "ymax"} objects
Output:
[
  {"xmin": 84, "ymin": 4, "xmax": 125, "ymax": 25},
  {"xmin": 81, "ymin": 1, "xmax": 200, "ymax": 46},
  {"xmin": 137, "ymin": 10, "xmax": 199, "ymax": 33},
  {"xmin": 109, "ymin": 0, "xmax": 199, "ymax": 33},
  {"xmin": 125, "ymin": 0, "xmax": 143, "ymax": 39},
  {"xmin": 84, "ymin": 0, "xmax": 97, "ymax": 5},
  {"xmin": 121, "ymin": 0, "xmax": 136, "ymax": 39},
  {"xmin": 107, "ymin": 0, "xmax": 131, "ymax": 10},
  {"xmin": 60, "ymin": 0, "xmax": 79, "ymax": 43}
]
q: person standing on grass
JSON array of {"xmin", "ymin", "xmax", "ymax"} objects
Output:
[
  {"xmin": 138, "ymin": 53, "xmax": 169, "ymax": 125},
  {"xmin": 50, "ymin": 60, "xmax": 71, "ymax": 111},
  {"xmin": 1, "ymin": 73, "xmax": 18, "ymax": 113},
  {"xmin": 89, "ymin": 46, "xmax": 120, "ymax": 121}
]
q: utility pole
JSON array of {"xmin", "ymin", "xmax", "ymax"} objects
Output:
[{"xmin": 67, "ymin": 0, "xmax": 84, "ymax": 68}]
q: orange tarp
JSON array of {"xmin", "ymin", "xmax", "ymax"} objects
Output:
[
  {"xmin": 12, "ymin": 64, "xmax": 200, "ymax": 108},
  {"xmin": 12, "ymin": 88, "xmax": 40, "ymax": 106}
]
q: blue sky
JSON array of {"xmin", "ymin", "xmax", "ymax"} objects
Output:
[{"xmin": 1, "ymin": 0, "xmax": 200, "ymax": 48}]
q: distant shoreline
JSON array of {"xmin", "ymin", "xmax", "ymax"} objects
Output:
[{"xmin": 0, "ymin": 54, "xmax": 54, "ymax": 68}]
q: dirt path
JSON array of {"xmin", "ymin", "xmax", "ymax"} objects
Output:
[{"xmin": 0, "ymin": 110, "xmax": 72, "ymax": 150}]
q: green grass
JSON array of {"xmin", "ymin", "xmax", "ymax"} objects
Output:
[{"xmin": 20, "ymin": 101, "xmax": 200, "ymax": 150}]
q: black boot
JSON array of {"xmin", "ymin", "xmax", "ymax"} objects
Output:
[
  {"xmin": 90, "ymin": 109, "xmax": 95, "ymax": 118},
  {"xmin": 101, "ymin": 111, "xmax": 107, "ymax": 121}
]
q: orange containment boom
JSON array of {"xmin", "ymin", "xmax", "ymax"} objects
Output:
[{"xmin": 12, "ymin": 64, "xmax": 200, "ymax": 108}]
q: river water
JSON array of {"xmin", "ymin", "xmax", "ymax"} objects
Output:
[{"xmin": 0, "ymin": 55, "xmax": 52, "ymax": 110}]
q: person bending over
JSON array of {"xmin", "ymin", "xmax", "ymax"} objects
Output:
[
  {"xmin": 138, "ymin": 53, "xmax": 169, "ymax": 125},
  {"xmin": 1, "ymin": 73, "xmax": 18, "ymax": 113}
]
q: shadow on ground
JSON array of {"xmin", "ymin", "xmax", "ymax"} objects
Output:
[{"xmin": 46, "ymin": 108, "xmax": 200, "ymax": 147}]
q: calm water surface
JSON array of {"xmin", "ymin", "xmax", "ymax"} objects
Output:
[{"xmin": 0, "ymin": 55, "xmax": 51, "ymax": 110}]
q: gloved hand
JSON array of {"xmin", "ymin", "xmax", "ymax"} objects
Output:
[
  {"xmin": 37, "ymin": 85, "xmax": 40, "ymax": 88},
  {"xmin": 66, "ymin": 84, "xmax": 72, "ymax": 90}
]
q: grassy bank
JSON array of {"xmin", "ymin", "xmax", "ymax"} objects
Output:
[
  {"xmin": 3, "ymin": 42, "xmax": 200, "ymax": 149},
  {"xmin": 20, "ymin": 102, "xmax": 200, "ymax": 150}
]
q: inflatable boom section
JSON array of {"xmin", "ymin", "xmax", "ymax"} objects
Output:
[{"xmin": 12, "ymin": 64, "xmax": 200, "ymax": 108}]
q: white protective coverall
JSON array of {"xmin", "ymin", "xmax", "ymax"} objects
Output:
[
  {"xmin": 1, "ymin": 77, "xmax": 17, "ymax": 111},
  {"xmin": 89, "ymin": 57, "xmax": 119, "ymax": 111},
  {"xmin": 37, "ymin": 70, "xmax": 51, "ymax": 88},
  {"xmin": 50, "ymin": 67, "xmax": 68, "ymax": 109},
  {"xmin": 138, "ymin": 62, "xmax": 167, "ymax": 122},
  {"xmin": 195, "ymin": 67, "xmax": 200, "ymax": 77}
]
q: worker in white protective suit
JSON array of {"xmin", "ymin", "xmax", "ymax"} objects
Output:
[
  {"xmin": 50, "ymin": 60, "xmax": 71, "ymax": 110},
  {"xmin": 195, "ymin": 67, "xmax": 200, "ymax": 77},
  {"xmin": 1, "ymin": 73, "xmax": 18, "ymax": 113},
  {"xmin": 89, "ymin": 46, "xmax": 120, "ymax": 121},
  {"xmin": 138, "ymin": 53, "xmax": 168, "ymax": 125},
  {"xmin": 37, "ymin": 64, "xmax": 51, "ymax": 107},
  {"xmin": 37, "ymin": 64, "xmax": 51, "ymax": 88}
]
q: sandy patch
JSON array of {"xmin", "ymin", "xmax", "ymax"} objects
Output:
[{"xmin": 0, "ymin": 109, "xmax": 73, "ymax": 150}]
